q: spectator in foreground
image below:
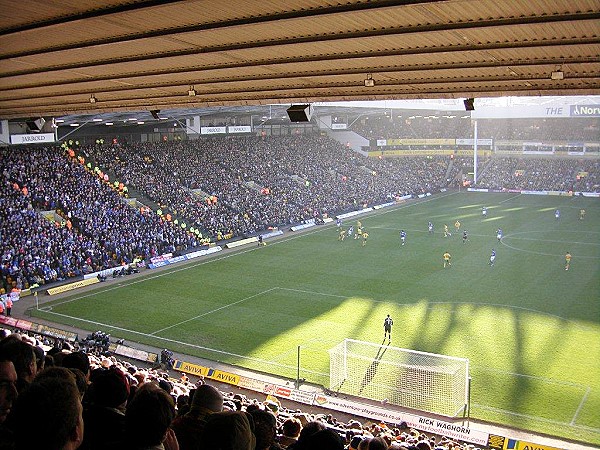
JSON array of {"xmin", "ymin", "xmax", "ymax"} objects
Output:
[
  {"xmin": 199, "ymin": 410, "xmax": 256, "ymax": 450},
  {"xmin": 10, "ymin": 375, "xmax": 84, "ymax": 450},
  {"xmin": 81, "ymin": 366, "xmax": 130, "ymax": 449},
  {"xmin": 249, "ymin": 408, "xmax": 282, "ymax": 449},
  {"xmin": 172, "ymin": 383, "xmax": 223, "ymax": 450},
  {"xmin": 0, "ymin": 358, "xmax": 17, "ymax": 425},
  {"xmin": 278, "ymin": 417, "xmax": 302, "ymax": 448},
  {"xmin": 124, "ymin": 382, "xmax": 178, "ymax": 450},
  {"xmin": 358, "ymin": 436, "xmax": 388, "ymax": 450},
  {"xmin": 0, "ymin": 335, "xmax": 37, "ymax": 393}
]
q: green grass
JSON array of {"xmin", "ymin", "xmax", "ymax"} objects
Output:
[{"xmin": 32, "ymin": 192, "xmax": 600, "ymax": 444}]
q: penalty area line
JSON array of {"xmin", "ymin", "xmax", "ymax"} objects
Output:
[
  {"xmin": 571, "ymin": 386, "xmax": 591, "ymax": 426},
  {"xmin": 150, "ymin": 287, "xmax": 279, "ymax": 335}
]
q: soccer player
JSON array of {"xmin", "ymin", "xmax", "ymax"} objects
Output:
[
  {"xmin": 347, "ymin": 225, "xmax": 354, "ymax": 239},
  {"xmin": 489, "ymin": 249, "xmax": 496, "ymax": 266},
  {"xmin": 428, "ymin": 221, "xmax": 434, "ymax": 234},
  {"xmin": 462, "ymin": 230, "xmax": 468, "ymax": 244},
  {"xmin": 555, "ymin": 209, "xmax": 560, "ymax": 220},
  {"xmin": 482, "ymin": 206, "xmax": 487, "ymax": 218},
  {"xmin": 565, "ymin": 251, "xmax": 572, "ymax": 270},
  {"xmin": 400, "ymin": 230, "xmax": 406, "ymax": 246},
  {"xmin": 383, "ymin": 314, "xmax": 393, "ymax": 343},
  {"xmin": 361, "ymin": 230, "xmax": 369, "ymax": 246},
  {"xmin": 496, "ymin": 228, "xmax": 503, "ymax": 241},
  {"xmin": 443, "ymin": 251, "xmax": 451, "ymax": 268},
  {"xmin": 338, "ymin": 228, "xmax": 346, "ymax": 241},
  {"xmin": 580, "ymin": 209, "xmax": 586, "ymax": 220},
  {"xmin": 454, "ymin": 220, "xmax": 461, "ymax": 232},
  {"xmin": 258, "ymin": 235, "xmax": 266, "ymax": 246},
  {"xmin": 355, "ymin": 225, "xmax": 363, "ymax": 239},
  {"xmin": 336, "ymin": 218, "xmax": 342, "ymax": 229},
  {"xmin": 444, "ymin": 224, "xmax": 450, "ymax": 238}
]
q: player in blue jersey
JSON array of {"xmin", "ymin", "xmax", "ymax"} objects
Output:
[
  {"xmin": 482, "ymin": 206, "xmax": 487, "ymax": 218},
  {"xmin": 462, "ymin": 230, "xmax": 468, "ymax": 244},
  {"xmin": 489, "ymin": 249, "xmax": 496, "ymax": 266},
  {"xmin": 555, "ymin": 209, "xmax": 560, "ymax": 220},
  {"xmin": 496, "ymin": 228, "xmax": 503, "ymax": 241},
  {"xmin": 400, "ymin": 230, "xmax": 406, "ymax": 246},
  {"xmin": 428, "ymin": 221, "xmax": 434, "ymax": 234}
]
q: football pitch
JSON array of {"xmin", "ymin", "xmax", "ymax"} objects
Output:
[{"xmin": 31, "ymin": 192, "xmax": 600, "ymax": 444}]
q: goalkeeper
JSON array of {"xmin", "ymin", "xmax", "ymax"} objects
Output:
[{"xmin": 384, "ymin": 314, "xmax": 393, "ymax": 343}]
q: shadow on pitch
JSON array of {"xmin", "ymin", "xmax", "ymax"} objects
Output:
[{"xmin": 358, "ymin": 338, "xmax": 389, "ymax": 395}]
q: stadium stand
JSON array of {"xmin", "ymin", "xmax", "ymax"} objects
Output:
[
  {"xmin": 0, "ymin": 328, "xmax": 490, "ymax": 450},
  {"xmin": 351, "ymin": 114, "xmax": 599, "ymax": 143}
]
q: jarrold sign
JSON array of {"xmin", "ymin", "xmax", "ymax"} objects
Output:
[{"xmin": 10, "ymin": 133, "xmax": 55, "ymax": 144}]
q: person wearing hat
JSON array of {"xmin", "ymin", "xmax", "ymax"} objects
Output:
[
  {"xmin": 80, "ymin": 366, "xmax": 130, "ymax": 449},
  {"xmin": 171, "ymin": 384, "xmax": 223, "ymax": 450}
]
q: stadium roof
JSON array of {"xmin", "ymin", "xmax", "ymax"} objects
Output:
[{"xmin": 1, "ymin": 0, "xmax": 599, "ymax": 122}]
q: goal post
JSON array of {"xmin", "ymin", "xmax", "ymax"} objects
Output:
[{"xmin": 329, "ymin": 339, "xmax": 469, "ymax": 417}]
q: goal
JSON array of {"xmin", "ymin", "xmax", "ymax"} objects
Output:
[{"xmin": 329, "ymin": 339, "xmax": 469, "ymax": 417}]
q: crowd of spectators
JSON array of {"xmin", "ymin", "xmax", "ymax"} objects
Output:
[
  {"xmin": 1, "ymin": 136, "xmax": 598, "ymax": 293},
  {"xmin": 0, "ymin": 146, "xmax": 198, "ymax": 292},
  {"xmin": 0, "ymin": 327, "xmax": 486, "ymax": 450},
  {"xmin": 79, "ymin": 136, "xmax": 458, "ymax": 238},
  {"xmin": 351, "ymin": 113, "xmax": 599, "ymax": 142},
  {"xmin": 474, "ymin": 157, "xmax": 600, "ymax": 192},
  {"xmin": 352, "ymin": 114, "xmax": 472, "ymax": 140}
]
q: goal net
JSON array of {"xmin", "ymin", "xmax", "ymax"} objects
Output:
[{"xmin": 329, "ymin": 339, "xmax": 469, "ymax": 417}]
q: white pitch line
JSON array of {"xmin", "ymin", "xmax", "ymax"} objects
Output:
[
  {"xmin": 150, "ymin": 287, "xmax": 279, "ymax": 335},
  {"xmin": 571, "ymin": 386, "xmax": 591, "ymax": 426},
  {"xmin": 500, "ymin": 238, "xmax": 600, "ymax": 259},
  {"xmin": 39, "ymin": 309, "xmax": 297, "ymax": 370},
  {"xmin": 473, "ymin": 365, "xmax": 589, "ymax": 387},
  {"xmin": 278, "ymin": 287, "xmax": 347, "ymax": 299},
  {"xmin": 498, "ymin": 193, "xmax": 522, "ymax": 204},
  {"xmin": 472, "ymin": 403, "xmax": 600, "ymax": 432},
  {"xmin": 504, "ymin": 235, "xmax": 600, "ymax": 246}
]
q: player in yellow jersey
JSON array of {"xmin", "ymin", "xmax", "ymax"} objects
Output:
[
  {"xmin": 580, "ymin": 209, "xmax": 586, "ymax": 220},
  {"xmin": 362, "ymin": 230, "xmax": 369, "ymax": 246},
  {"xmin": 354, "ymin": 226, "xmax": 363, "ymax": 239},
  {"xmin": 565, "ymin": 251, "xmax": 572, "ymax": 270},
  {"xmin": 443, "ymin": 251, "xmax": 451, "ymax": 268},
  {"xmin": 338, "ymin": 228, "xmax": 346, "ymax": 241},
  {"xmin": 454, "ymin": 220, "xmax": 461, "ymax": 232}
]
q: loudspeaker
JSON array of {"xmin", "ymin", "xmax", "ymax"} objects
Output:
[
  {"xmin": 26, "ymin": 118, "xmax": 45, "ymax": 131},
  {"xmin": 287, "ymin": 104, "xmax": 313, "ymax": 122},
  {"xmin": 463, "ymin": 98, "xmax": 475, "ymax": 111},
  {"xmin": 150, "ymin": 110, "xmax": 161, "ymax": 120}
]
